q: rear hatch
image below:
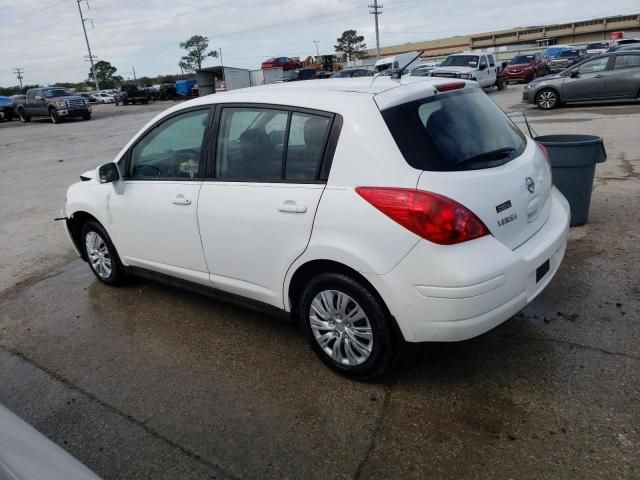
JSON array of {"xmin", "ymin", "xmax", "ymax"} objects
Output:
[{"xmin": 379, "ymin": 84, "xmax": 552, "ymax": 250}]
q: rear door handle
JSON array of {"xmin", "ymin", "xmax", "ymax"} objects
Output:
[
  {"xmin": 278, "ymin": 200, "xmax": 307, "ymax": 213},
  {"xmin": 172, "ymin": 194, "xmax": 192, "ymax": 205}
]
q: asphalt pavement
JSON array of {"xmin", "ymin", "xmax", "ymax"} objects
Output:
[{"xmin": 0, "ymin": 88, "xmax": 638, "ymax": 479}]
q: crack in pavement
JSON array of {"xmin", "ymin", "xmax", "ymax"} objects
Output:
[
  {"xmin": 353, "ymin": 383, "xmax": 393, "ymax": 480},
  {"xmin": 499, "ymin": 333, "xmax": 640, "ymax": 361},
  {"xmin": 0, "ymin": 344, "xmax": 244, "ymax": 480}
]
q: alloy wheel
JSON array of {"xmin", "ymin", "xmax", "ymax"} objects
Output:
[
  {"xmin": 538, "ymin": 90, "xmax": 557, "ymax": 109},
  {"xmin": 309, "ymin": 290, "xmax": 373, "ymax": 366},
  {"xmin": 85, "ymin": 231, "xmax": 112, "ymax": 279}
]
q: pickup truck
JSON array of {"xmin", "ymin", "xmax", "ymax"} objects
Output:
[
  {"xmin": 16, "ymin": 87, "xmax": 91, "ymax": 124},
  {"xmin": 115, "ymin": 84, "xmax": 150, "ymax": 105},
  {"xmin": 430, "ymin": 52, "xmax": 503, "ymax": 89}
]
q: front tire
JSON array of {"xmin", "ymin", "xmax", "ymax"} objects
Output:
[
  {"xmin": 50, "ymin": 108, "xmax": 61, "ymax": 124},
  {"xmin": 17, "ymin": 107, "xmax": 30, "ymax": 122},
  {"xmin": 299, "ymin": 273, "xmax": 396, "ymax": 379},
  {"xmin": 82, "ymin": 112, "xmax": 91, "ymax": 121},
  {"xmin": 81, "ymin": 221, "xmax": 125, "ymax": 286},
  {"xmin": 536, "ymin": 88, "xmax": 559, "ymax": 110}
]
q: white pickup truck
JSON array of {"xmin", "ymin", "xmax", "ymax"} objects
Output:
[{"xmin": 430, "ymin": 52, "xmax": 502, "ymax": 88}]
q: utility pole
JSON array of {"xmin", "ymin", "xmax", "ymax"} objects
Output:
[
  {"xmin": 132, "ymin": 65, "xmax": 137, "ymax": 84},
  {"xmin": 13, "ymin": 68, "xmax": 24, "ymax": 88},
  {"xmin": 313, "ymin": 40, "xmax": 320, "ymax": 58},
  {"xmin": 76, "ymin": 0, "xmax": 100, "ymax": 91},
  {"xmin": 219, "ymin": 48, "xmax": 224, "ymax": 67},
  {"xmin": 369, "ymin": 0, "xmax": 383, "ymax": 60}
]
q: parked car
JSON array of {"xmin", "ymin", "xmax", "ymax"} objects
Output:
[
  {"xmin": 16, "ymin": 87, "xmax": 91, "ymax": 123},
  {"xmin": 91, "ymin": 92, "xmax": 116, "ymax": 104},
  {"xmin": 0, "ymin": 95, "xmax": 15, "ymax": 121},
  {"xmin": 522, "ymin": 51, "xmax": 640, "ymax": 109},
  {"xmin": 0, "ymin": 403, "xmax": 101, "ymax": 480},
  {"xmin": 548, "ymin": 49, "xmax": 587, "ymax": 73},
  {"xmin": 332, "ymin": 68, "xmax": 372, "ymax": 78},
  {"xmin": 431, "ymin": 52, "xmax": 499, "ymax": 88},
  {"xmin": 63, "ymin": 77, "xmax": 569, "ymax": 378},
  {"xmin": 585, "ymin": 41, "xmax": 610, "ymax": 56},
  {"xmin": 614, "ymin": 43, "xmax": 640, "ymax": 52},
  {"xmin": 80, "ymin": 92, "xmax": 98, "ymax": 104},
  {"xmin": 261, "ymin": 57, "xmax": 302, "ymax": 71},
  {"xmin": 116, "ymin": 84, "xmax": 149, "ymax": 105},
  {"xmin": 608, "ymin": 38, "xmax": 640, "ymax": 51},
  {"xmin": 542, "ymin": 44, "xmax": 571, "ymax": 59},
  {"xmin": 503, "ymin": 53, "xmax": 548, "ymax": 83},
  {"xmin": 408, "ymin": 63, "xmax": 438, "ymax": 77},
  {"xmin": 282, "ymin": 68, "xmax": 317, "ymax": 81}
]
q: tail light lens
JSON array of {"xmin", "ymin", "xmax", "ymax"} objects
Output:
[{"xmin": 355, "ymin": 187, "xmax": 490, "ymax": 245}]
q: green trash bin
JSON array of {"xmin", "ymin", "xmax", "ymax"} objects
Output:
[{"xmin": 534, "ymin": 134, "xmax": 607, "ymax": 227}]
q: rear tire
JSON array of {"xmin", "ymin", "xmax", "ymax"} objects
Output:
[
  {"xmin": 81, "ymin": 220, "xmax": 125, "ymax": 286},
  {"xmin": 299, "ymin": 272, "xmax": 397, "ymax": 380},
  {"xmin": 536, "ymin": 88, "xmax": 560, "ymax": 110}
]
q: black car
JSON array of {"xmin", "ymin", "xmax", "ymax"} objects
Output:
[
  {"xmin": 0, "ymin": 96, "xmax": 15, "ymax": 121},
  {"xmin": 331, "ymin": 68, "xmax": 372, "ymax": 78},
  {"xmin": 548, "ymin": 49, "xmax": 587, "ymax": 73}
]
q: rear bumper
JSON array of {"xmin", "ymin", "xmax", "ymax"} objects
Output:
[{"xmin": 364, "ymin": 188, "xmax": 570, "ymax": 342}]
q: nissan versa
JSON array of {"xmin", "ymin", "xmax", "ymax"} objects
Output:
[{"xmin": 63, "ymin": 78, "xmax": 570, "ymax": 378}]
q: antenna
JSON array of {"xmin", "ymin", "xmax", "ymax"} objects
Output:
[{"xmin": 391, "ymin": 51, "xmax": 424, "ymax": 79}]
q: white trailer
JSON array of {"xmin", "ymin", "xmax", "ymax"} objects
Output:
[{"xmin": 195, "ymin": 66, "xmax": 251, "ymax": 95}]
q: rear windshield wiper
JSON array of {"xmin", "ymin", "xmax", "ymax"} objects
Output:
[{"xmin": 458, "ymin": 147, "xmax": 517, "ymax": 169}]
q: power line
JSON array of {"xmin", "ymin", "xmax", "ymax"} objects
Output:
[
  {"xmin": 13, "ymin": 68, "xmax": 24, "ymax": 88},
  {"xmin": 369, "ymin": 0, "xmax": 383, "ymax": 61}
]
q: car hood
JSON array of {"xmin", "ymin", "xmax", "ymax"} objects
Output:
[
  {"xmin": 527, "ymin": 73, "xmax": 564, "ymax": 88},
  {"xmin": 50, "ymin": 95, "xmax": 86, "ymax": 101},
  {"xmin": 431, "ymin": 66, "xmax": 475, "ymax": 74}
]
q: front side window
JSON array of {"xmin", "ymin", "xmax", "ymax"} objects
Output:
[
  {"xmin": 488, "ymin": 55, "xmax": 495, "ymax": 67},
  {"xmin": 128, "ymin": 109, "xmax": 209, "ymax": 179},
  {"xmin": 614, "ymin": 54, "xmax": 640, "ymax": 70},
  {"xmin": 381, "ymin": 88, "xmax": 526, "ymax": 172},
  {"xmin": 577, "ymin": 57, "xmax": 609, "ymax": 74}
]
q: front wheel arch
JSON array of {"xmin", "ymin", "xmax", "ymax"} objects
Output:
[{"xmin": 67, "ymin": 211, "xmax": 104, "ymax": 261}]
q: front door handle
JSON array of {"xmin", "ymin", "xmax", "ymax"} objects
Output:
[
  {"xmin": 594, "ymin": 74, "xmax": 605, "ymax": 79},
  {"xmin": 278, "ymin": 200, "xmax": 307, "ymax": 213},
  {"xmin": 172, "ymin": 194, "xmax": 192, "ymax": 205}
]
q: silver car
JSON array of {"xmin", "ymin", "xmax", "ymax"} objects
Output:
[{"xmin": 522, "ymin": 51, "xmax": 640, "ymax": 109}]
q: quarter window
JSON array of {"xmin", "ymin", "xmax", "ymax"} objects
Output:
[
  {"xmin": 286, "ymin": 113, "xmax": 331, "ymax": 181},
  {"xmin": 128, "ymin": 109, "xmax": 209, "ymax": 179},
  {"xmin": 577, "ymin": 57, "xmax": 609, "ymax": 74},
  {"xmin": 614, "ymin": 54, "xmax": 640, "ymax": 70}
]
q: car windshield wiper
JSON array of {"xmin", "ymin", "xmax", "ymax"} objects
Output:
[{"xmin": 461, "ymin": 147, "xmax": 516, "ymax": 165}]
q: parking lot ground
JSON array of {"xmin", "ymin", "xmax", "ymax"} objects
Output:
[{"xmin": 1, "ymin": 87, "xmax": 639, "ymax": 479}]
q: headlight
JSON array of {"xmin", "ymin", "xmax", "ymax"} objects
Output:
[{"xmin": 55, "ymin": 100, "xmax": 66, "ymax": 108}]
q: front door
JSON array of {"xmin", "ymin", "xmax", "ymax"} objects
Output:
[
  {"xmin": 562, "ymin": 56, "xmax": 611, "ymax": 101},
  {"xmin": 108, "ymin": 107, "xmax": 212, "ymax": 283},
  {"xmin": 197, "ymin": 105, "xmax": 335, "ymax": 307}
]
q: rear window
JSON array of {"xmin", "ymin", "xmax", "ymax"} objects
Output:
[{"xmin": 381, "ymin": 88, "xmax": 526, "ymax": 172}]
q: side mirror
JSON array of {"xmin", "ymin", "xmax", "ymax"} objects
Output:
[
  {"xmin": 570, "ymin": 70, "xmax": 579, "ymax": 78},
  {"xmin": 98, "ymin": 163, "xmax": 120, "ymax": 183},
  {"xmin": 479, "ymin": 64, "xmax": 487, "ymax": 71}
]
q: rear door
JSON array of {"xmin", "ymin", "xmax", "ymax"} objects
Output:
[
  {"xmin": 197, "ymin": 105, "xmax": 338, "ymax": 307},
  {"xmin": 562, "ymin": 56, "xmax": 611, "ymax": 101},
  {"xmin": 605, "ymin": 53, "xmax": 640, "ymax": 98}
]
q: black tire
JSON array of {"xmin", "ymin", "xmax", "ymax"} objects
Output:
[
  {"xmin": 81, "ymin": 220, "xmax": 125, "ymax": 286},
  {"xmin": 299, "ymin": 273, "xmax": 397, "ymax": 380},
  {"xmin": 17, "ymin": 107, "xmax": 30, "ymax": 122},
  {"xmin": 49, "ymin": 108, "xmax": 61, "ymax": 124},
  {"xmin": 82, "ymin": 112, "xmax": 91, "ymax": 121},
  {"xmin": 496, "ymin": 77, "xmax": 505, "ymax": 91},
  {"xmin": 123, "ymin": 99, "xmax": 129, "ymax": 105},
  {"xmin": 536, "ymin": 88, "xmax": 560, "ymax": 110}
]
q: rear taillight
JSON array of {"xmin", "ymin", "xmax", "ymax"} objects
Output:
[
  {"xmin": 355, "ymin": 187, "xmax": 490, "ymax": 245},
  {"xmin": 536, "ymin": 142, "xmax": 553, "ymax": 180},
  {"xmin": 435, "ymin": 82, "xmax": 465, "ymax": 92}
]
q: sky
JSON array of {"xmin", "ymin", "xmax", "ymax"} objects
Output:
[{"xmin": 1, "ymin": 0, "xmax": 638, "ymax": 87}]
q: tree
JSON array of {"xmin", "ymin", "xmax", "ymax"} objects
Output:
[
  {"xmin": 87, "ymin": 60, "xmax": 123, "ymax": 89},
  {"xmin": 334, "ymin": 30, "xmax": 367, "ymax": 60},
  {"xmin": 179, "ymin": 35, "xmax": 218, "ymax": 72}
]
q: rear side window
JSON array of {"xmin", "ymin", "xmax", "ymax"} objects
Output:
[
  {"xmin": 381, "ymin": 88, "xmax": 526, "ymax": 172},
  {"xmin": 286, "ymin": 113, "xmax": 331, "ymax": 180},
  {"xmin": 614, "ymin": 54, "xmax": 640, "ymax": 70}
]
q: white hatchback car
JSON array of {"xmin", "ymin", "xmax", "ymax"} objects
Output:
[{"xmin": 64, "ymin": 78, "xmax": 570, "ymax": 378}]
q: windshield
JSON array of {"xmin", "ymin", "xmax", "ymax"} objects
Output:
[
  {"xmin": 440, "ymin": 55, "xmax": 479, "ymax": 67},
  {"xmin": 381, "ymin": 88, "xmax": 526, "ymax": 171},
  {"xmin": 43, "ymin": 88, "xmax": 73, "ymax": 98},
  {"xmin": 559, "ymin": 50, "xmax": 579, "ymax": 58},
  {"xmin": 587, "ymin": 42, "xmax": 607, "ymax": 49},
  {"xmin": 375, "ymin": 62, "xmax": 393, "ymax": 73},
  {"xmin": 511, "ymin": 55, "xmax": 534, "ymax": 64},
  {"xmin": 543, "ymin": 47, "xmax": 566, "ymax": 58}
]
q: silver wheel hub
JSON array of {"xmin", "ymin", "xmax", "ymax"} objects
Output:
[
  {"xmin": 85, "ymin": 231, "xmax": 112, "ymax": 279},
  {"xmin": 539, "ymin": 91, "xmax": 555, "ymax": 108},
  {"xmin": 310, "ymin": 290, "xmax": 373, "ymax": 366}
]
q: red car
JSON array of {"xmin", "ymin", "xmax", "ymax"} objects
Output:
[
  {"xmin": 503, "ymin": 52, "xmax": 548, "ymax": 83},
  {"xmin": 261, "ymin": 57, "xmax": 302, "ymax": 71}
]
